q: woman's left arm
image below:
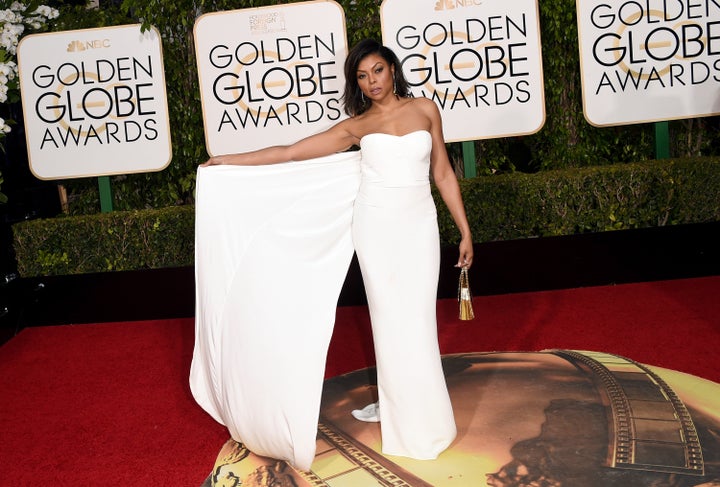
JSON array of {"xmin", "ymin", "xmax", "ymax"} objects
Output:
[{"xmin": 421, "ymin": 99, "xmax": 474, "ymax": 268}]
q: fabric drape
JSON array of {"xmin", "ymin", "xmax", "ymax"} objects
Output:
[{"xmin": 190, "ymin": 151, "xmax": 361, "ymax": 470}]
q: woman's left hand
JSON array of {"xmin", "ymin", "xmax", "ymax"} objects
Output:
[{"xmin": 456, "ymin": 235, "xmax": 474, "ymax": 269}]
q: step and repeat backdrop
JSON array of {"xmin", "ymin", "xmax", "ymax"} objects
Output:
[{"xmin": 15, "ymin": 0, "xmax": 720, "ymax": 178}]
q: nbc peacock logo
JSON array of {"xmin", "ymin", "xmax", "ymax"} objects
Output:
[
  {"xmin": 67, "ymin": 40, "xmax": 85, "ymax": 52},
  {"xmin": 434, "ymin": 0, "xmax": 483, "ymax": 10}
]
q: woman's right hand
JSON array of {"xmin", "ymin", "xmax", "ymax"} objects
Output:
[{"xmin": 200, "ymin": 156, "xmax": 225, "ymax": 167}]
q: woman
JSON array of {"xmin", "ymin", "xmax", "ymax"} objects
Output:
[{"xmin": 200, "ymin": 39, "xmax": 473, "ymax": 463}]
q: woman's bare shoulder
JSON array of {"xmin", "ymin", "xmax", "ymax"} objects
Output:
[
  {"xmin": 329, "ymin": 117, "xmax": 364, "ymax": 144},
  {"xmin": 398, "ymin": 97, "xmax": 440, "ymax": 130},
  {"xmin": 408, "ymin": 96, "xmax": 440, "ymax": 114},
  {"xmin": 338, "ymin": 113, "xmax": 377, "ymax": 138}
]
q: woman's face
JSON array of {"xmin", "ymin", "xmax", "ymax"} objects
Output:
[{"xmin": 356, "ymin": 53, "xmax": 395, "ymax": 103}]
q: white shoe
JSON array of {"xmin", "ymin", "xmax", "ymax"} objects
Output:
[{"xmin": 351, "ymin": 402, "xmax": 380, "ymax": 422}]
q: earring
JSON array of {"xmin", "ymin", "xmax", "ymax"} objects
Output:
[
  {"xmin": 393, "ymin": 79, "xmax": 397, "ymax": 95},
  {"xmin": 361, "ymin": 92, "xmax": 365, "ymax": 103}
]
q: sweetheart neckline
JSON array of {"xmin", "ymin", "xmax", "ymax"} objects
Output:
[{"xmin": 361, "ymin": 130, "xmax": 430, "ymax": 141}]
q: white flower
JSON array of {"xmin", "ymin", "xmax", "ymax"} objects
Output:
[
  {"xmin": 1, "ymin": 23, "xmax": 24, "ymax": 55},
  {"xmin": 0, "ymin": 2, "xmax": 57, "ymax": 138},
  {"xmin": 33, "ymin": 5, "xmax": 58, "ymax": 20},
  {"xmin": 0, "ymin": 9, "xmax": 21, "ymax": 24},
  {"xmin": 0, "ymin": 61, "xmax": 17, "ymax": 78}
]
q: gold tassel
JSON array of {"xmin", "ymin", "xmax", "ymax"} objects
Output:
[{"xmin": 458, "ymin": 267, "xmax": 475, "ymax": 321}]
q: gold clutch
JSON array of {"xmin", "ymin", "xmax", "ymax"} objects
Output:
[{"xmin": 458, "ymin": 267, "xmax": 475, "ymax": 321}]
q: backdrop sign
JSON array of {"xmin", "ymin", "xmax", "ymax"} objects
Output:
[
  {"xmin": 194, "ymin": 0, "xmax": 349, "ymax": 156},
  {"xmin": 380, "ymin": 0, "xmax": 545, "ymax": 142},
  {"xmin": 17, "ymin": 24, "xmax": 172, "ymax": 180},
  {"xmin": 577, "ymin": 0, "xmax": 720, "ymax": 126}
]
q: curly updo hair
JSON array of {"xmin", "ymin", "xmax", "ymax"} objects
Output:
[{"xmin": 342, "ymin": 39, "xmax": 410, "ymax": 117}]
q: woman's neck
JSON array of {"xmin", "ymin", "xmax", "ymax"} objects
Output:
[{"xmin": 369, "ymin": 94, "xmax": 403, "ymax": 114}]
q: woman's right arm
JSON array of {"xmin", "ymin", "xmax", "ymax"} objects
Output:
[
  {"xmin": 201, "ymin": 145, "xmax": 293, "ymax": 166},
  {"xmin": 201, "ymin": 121, "xmax": 358, "ymax": 167}
]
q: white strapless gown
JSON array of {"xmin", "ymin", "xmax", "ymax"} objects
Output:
[{"xmin": 353, "ymin": 130, "xmax": 457, "ymax": 459}]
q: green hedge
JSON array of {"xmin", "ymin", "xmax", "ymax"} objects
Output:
[
  {"xmin": 438, "ymin": 157, "xmax": 720, "ymax": 243},
  {"xmin": 13, "ymin": 157, "xmax": 720, "ymax": 277},
  {"xmin": 13, "ymin": 205, "xmax": 195, "ymax": 276}
]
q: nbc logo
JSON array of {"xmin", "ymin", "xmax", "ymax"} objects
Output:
[
  {"xmin": 67, "ymin": 39, "xmax": 111, "ymax": 52},
  {"xmin": 435, "ymin": 0, "xmax": 483, "ymax": 10}
]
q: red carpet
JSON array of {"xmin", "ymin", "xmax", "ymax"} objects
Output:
[
  {"xmin": 327, "ymin": 276, "xmax": 720, "ymax": 382},
  {"xmin": 0, "ymin": 276, "xmax": 718, "ymax": 485}
]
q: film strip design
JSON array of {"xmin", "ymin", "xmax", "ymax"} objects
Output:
[
  {"xmin": 291, "ymin": 421, "xmax": 433, "ymax": 487},
  {"xmin": 553, "ymin": 350, "xmax": 704, "ymax": 476}
]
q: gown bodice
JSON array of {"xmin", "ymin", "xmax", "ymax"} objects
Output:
[{"xmin": 359, "ymin": 130, "xmax": 432, "ymax": 188}]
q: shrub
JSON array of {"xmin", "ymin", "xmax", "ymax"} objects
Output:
[
  {"xmin": 437, "ymin": 157, "xmax": 720, "ymax": 244},
  {"xmin": 13, "ymin": 205, "xmax": 194, "ymax": 276}
]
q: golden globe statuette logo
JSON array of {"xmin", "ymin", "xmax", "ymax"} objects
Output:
[
  {"xmin": 380, "ymin": 0, "xmax": 545, "ymax": 142},
  {"xmin": 577, "ymin": 0, "xmax": 720, "ymax": 127},
  {"xmin": 194, "ymin": 0, "xmax": 349, "ymax": 156},
  {"xmin": 17, "ymin": 24, "xmax": 172, "ymax": 180}
]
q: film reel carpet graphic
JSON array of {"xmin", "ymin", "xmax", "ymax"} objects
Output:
[{"xmin": 202, "ymin": 350, "xmax": 720, "ymax": 487}]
